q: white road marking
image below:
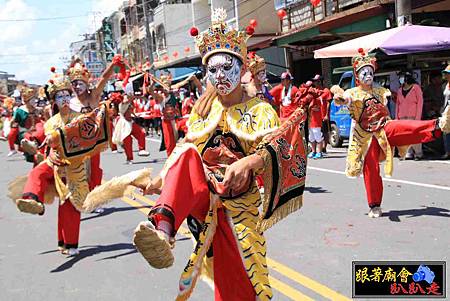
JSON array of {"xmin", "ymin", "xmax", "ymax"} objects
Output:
[{"xmin": 308, "ymin": 166, "xmax": 450, "ymax": 191}]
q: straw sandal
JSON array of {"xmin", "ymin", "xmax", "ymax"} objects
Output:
[
  {"xmin": 133, "ymin": 221, "xmax": 174, "ymax": 269},
  {"xmin": 16, "ymin": 199, "xmax": 44, "ymax": 215}
]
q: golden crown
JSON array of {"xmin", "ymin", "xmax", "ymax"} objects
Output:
[
  {"xmin": 19, "ymin": 85, "xmax": 37, "ymax": 102},
  {"xmin": 352, "ymin": 48, "xmax": 377, "ymax": 74},
  {"xmin": 67, "ymin": 59, "xmax": 91, "ymax": 83},
  {"xmin": 47, "ymin": 68, "xmax": 72, "ymax": 98},
  {"xmin": 193, "ymin": 8, "xmax": 250, "ymax": 65},
  {"xmin": 247, "ymin": 52, "xmax": 266, "ymax": 75}
]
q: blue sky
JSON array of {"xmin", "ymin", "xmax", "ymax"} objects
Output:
[{"xmin": 0, "ymin": 0, "xmax": 122, "ymax": 85}]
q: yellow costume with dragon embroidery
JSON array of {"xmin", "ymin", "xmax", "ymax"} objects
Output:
[
  {"xmin": 342, "ymin": 86, "xmax": 407, "ymax": 178},
  {"xmin": 43, "ymin": 112, "xmax": 91, "ymax": 212},
  {"xmin": 166, "ymin": 96, "xmax": 279, "ymax": 300}
]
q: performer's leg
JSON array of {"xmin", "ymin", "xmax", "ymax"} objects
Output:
[
  {"xmin": 8, "ymin": 127, "xmax": 18, "ymax": 151},
  {"xmin": 89, "ymin": 154, "xmax": 103, "ymax": 190},
  {"xmin": 59, "ymin": 200, "xmax": 81, "ymax": 252},
  {"xmin": 363, "ymin": 138, "xmax": 383, "ymax": 212},
  {"xmin": 150, "ymin": 147, "xmax": 210, "ymax": 231},
  {"xmin": 134, "ymin": 147, "xmax": 210, "ymax": 269},
  {"xmin": 213, "ymin": 208, "xmax": 256, "ymax": 301},
  {"xmin": 17, "ymin": 162, "xmax": 54, "ymax": 215},
  {"xmin": 161, "ymin": 120, "xmax": 176, "ymax": 156},
  {"xmin": 57, "ymin": 204, "xmax": 65, "ymax": 250},
  {"xmin": 131, "ymin": 122, "xmax": 146, "ymax": 151},
  {"xmin": 384, "ymin": 119, "xmax": 441, "ymax": 147},
  {"xmin": 132, "ymin": 122, "xmax": 149, "ymax": 156},
  {"xmin": 122, "ymin": 135, "xmax": 133, "ymax": 161}
]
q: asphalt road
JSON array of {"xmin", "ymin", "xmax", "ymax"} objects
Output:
[{"xmin": 0, "ymin": 138, "xmax": 449, "ymax": 301}]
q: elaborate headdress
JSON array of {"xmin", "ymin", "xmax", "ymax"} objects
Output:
[
  {"xmin": 67, "ymin": 58, "xmax": 91, "ymax": 83},
  {"xmin": 47, "ymin": 67, "xmax": 72, "ymax": 99},
  {"xmin": 19, "ymin": 85, "xmax": 37, "ymax": 103},
  {"xmin": 159, "ymin": 74, "xmax": 172, "ymax": 89},
  {"xmin": 247, "ymin": 52, "xmax": 266, "ymax": 76},
  {"xmin": 352, "ymin": 48, "xmax": 377, "ymax": 74},
  {"xmin": 192, "ymin": 8, "xmax": 251, "ymax": 64}
]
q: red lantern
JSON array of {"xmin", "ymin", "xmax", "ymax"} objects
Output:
[
  {"xmin": 277, "ymin": 9, "xmax": 287, "ymax": 20},
  {"xmin": 189, "ymin": 27, "xmax": 199, "ymax": 37},
  {"xmin": 245, "ymin": 25, "xmax": 255, "ymax": 36},
  {"xmin": 249, "ymin": 19, "xmax": 258, "ymax": 28},
  {"xmin": 310, "ymin": 0, "xmax": 321, "ymax": 7},
  {"xmin": 173, "ymin": 51, "xmax": 179, "ymax": 58},
  {"xmin": 163, "ymin": 54, "xmax": 169, "ymax": 61},
  {"xmin": 184, "ymin": 46, "xmax": 191, "ymax": 53}
]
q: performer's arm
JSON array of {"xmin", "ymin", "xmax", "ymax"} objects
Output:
[
  {"xmin": 223, "ymin": 154, "xmax": 264, "ymax": 191},
  {"xmin": 92, "ymin": 62, "xmax": 116, "ymax": 101},
  {"xmin": 147, "ymin": 81, "xmax": 164, "ymax": 104}
]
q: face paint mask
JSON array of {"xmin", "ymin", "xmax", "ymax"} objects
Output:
[
  {"xmin": 55, "ymin": 90, "xmax": 72, "ymax": 108},
  {"xmin": 207, "ymin": 53, "xmax": 242, "ymax": 95},
  {"xmin": 256, "ymin": 70, "xmax": 267, "ymax": 83},
  {"xmin": 358, "ymin": 66, "xmax": 374, "ymax": 86},
  {"xmin": 72, "ymin": 80, "xmax": 88, "ymax": 96}
]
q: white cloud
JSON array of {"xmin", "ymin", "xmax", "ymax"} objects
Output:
[{"xmin": 0, "ymin": 0, "xmax": 37, "ymax": 43}]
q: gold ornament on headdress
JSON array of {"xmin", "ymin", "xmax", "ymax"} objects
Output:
[
  {"xmin": 247, "ymin": 52, "xmax": 266, "ymax": 76},
  {"xmin": 19, "ymin": 85, "xmax": 37, "ymax": 103},
  {"xmin": 192, "ymin": 8, "xmax": 251, "ymax": 65},
  {"xmin": 352, "ymin": 48, "xmax": 377, "ymax": 74},
  {"xmin": 47, "ymin": 67, "xmax": 72, "ymax": 98},
  {"xmin": 67, "ymin": 58, "xmax": 91, "ymax": 83}
]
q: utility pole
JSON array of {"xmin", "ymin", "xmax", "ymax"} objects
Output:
[
  {"xmin": 395, "ymin": 0, "xmax": 412, "ymax": 26},
  {"xmin": 142, "ymin": 0, "xmax": 154, "ymax": 73}
]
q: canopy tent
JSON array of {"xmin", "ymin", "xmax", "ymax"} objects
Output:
[{"xmin": 314, "ymin": 25, "xmax": 450, "ymax": 58}]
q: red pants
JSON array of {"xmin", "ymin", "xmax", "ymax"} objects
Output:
[
  {"xmin": 161, "ymin": 119, "xmax": 176, "ymax": 157},
  {"xmin": 152, "ymin": 148, "xmax": 256, "ymax": 301},
  {"xmin": 363, "ymin": 120, "xmax": 440, "ymax": 207},
  {"xmin": 58, "ymin": 200, "xmax": 81, "ymax": 248},
  {"xmin": 89, "ymin": 153, "xmax": 103, "ymax": 191},
  {"xmin": 123, "ymin": 122, "xmax": 146, "ymax": 161},
  {"xmin": 8, "ymin": 127, "xmax": 18, "ymax": 150},
  {"xmin": 23, "ymin": 162, "xmax": 80, "ymax": 248}
]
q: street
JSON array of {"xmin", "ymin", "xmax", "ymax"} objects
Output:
[{"xmin": 1, "ymin": 138, "xmax": 449, "ymax": 301}]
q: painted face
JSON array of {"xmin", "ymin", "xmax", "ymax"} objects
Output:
[
  {"xmin": 358, "ymin": 66, "xmax": 374, "ymax": 86},
  {"xmin": 207, "ymin": 53, "xmax": 242, "ymax": 95},
  {"xmin": 256, "ymin": 70, "xmax": 267, "ymax": 83},
  {"xmin": 54, "ymin": 90, "xmax": 72, "ymax": 109},
  {"xmin": 71, "ymin": 80, "xmax": 88, "ymax": 96}
]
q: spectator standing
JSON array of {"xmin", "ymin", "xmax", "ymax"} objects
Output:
[
  {"xmin": 312, "ymin": 74, "xmax": 333, "ymax": 152},
  {"xmin": 395, "ymin": 71, "xmax": 424, "ymax": 160},
  {"xmin": 423, "ymin": 71, "xmax": 444, "ymax": 119},
  {"xmin": 270, "ymin": 71, "xmax": 299, "ymax": 121}
]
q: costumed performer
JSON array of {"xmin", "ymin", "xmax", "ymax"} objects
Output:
[
  {"xmin": 130, "ymin": 9, "xmax": 308, "ymax": 301},
  {"xmin": 146, "ymin": 75, "xmax": 180, "ymax": 156},
  {"xmin": 68, "ymin": 56, "xmax": 124, "ymax": 191},
  {"xmin": 332, "ymin": 48, "xmax": 450, "ymax": 218},
  {"xmin": 112, "ymin": 86, "xmax": 150, "ymax": 164},
  {"xmin": 11, "ymin": 70, "xmax": 110, "ymax": 255}
]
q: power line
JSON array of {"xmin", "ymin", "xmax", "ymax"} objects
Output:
[
  {"xmin": 0, "ymin": 14, "xmax": 89, "ymax": 22},
  {"xmin": 0, "ymin": 50, "xmax": 71, "ymax": 57}
]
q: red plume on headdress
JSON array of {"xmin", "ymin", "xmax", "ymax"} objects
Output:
[
  {"xmin": 50, "ymin": 66, "xmax": 56, "ymax": 73},
  {"xmin": 358, "ymin": 48, "xmax": 365, "ymax": 55},
  {"xmin": 248, "ymin": 51, "xmax": 256, "ymax": 59},
  {"xmin": 109, "ymin": 92, "xmax": 124, "ymax": 105}
]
